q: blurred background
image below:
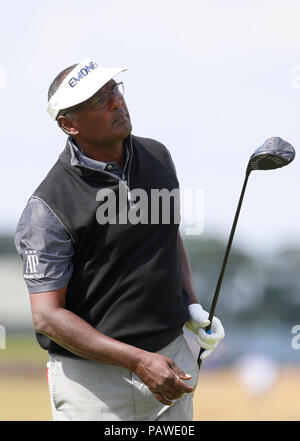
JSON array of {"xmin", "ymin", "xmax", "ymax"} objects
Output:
[{"xmin": 1, "ymin": 0, "xmax": 300, "ymax": 420}]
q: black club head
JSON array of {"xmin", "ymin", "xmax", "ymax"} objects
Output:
[{"xmin": 248, "ymin": 137, "xmax": 295, "ymax": 171}]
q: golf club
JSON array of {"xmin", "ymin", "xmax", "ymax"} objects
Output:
[{"xmin": 197, "ymin": 137, "xmax": 296, "ymax": 369}]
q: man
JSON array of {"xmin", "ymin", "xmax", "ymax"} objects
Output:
[{"xmin": 15, "ymin": 58, "xmax": 224, "ymax": 421}]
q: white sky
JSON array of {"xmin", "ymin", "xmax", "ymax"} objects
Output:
[{"xmin": 1, "ymin": 0, "xmax": 300, "ymax": 254}]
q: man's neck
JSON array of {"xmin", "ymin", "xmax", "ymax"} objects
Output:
[{"xmin": 72, "ymin": 138, "xmax": 126, "ymax": 169}]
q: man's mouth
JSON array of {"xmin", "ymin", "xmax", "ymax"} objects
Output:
[{"xmin": 112, "ymin": 113, "xmax": 129, "ymax": 124}]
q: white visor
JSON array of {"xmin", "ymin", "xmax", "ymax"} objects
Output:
[{"xmin": 47, "ymin": 58, "xmax": 127, "ymax": 120}]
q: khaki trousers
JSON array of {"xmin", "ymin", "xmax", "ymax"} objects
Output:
[{"xmin": 47, "ymin": 333, "xmax": 199, "ymax": 421}]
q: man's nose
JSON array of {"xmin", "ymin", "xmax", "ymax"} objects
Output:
[{"xmin": 109, "ymin": 93, "xmax": 123, "ymax": 110}]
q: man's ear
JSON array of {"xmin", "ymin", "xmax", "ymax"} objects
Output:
[{"xmin": 57, "ymin": 115, "xmax": 79, "ymax": 136}]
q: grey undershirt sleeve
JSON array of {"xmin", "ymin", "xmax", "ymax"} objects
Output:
[{"xmin": 14, "ymin": 197, "xmax": 74, "ymax": 293}]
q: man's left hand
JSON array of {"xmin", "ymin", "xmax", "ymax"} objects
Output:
[{"xmin": 185, "ymin": 303, "xmax": 225, "ymax": 360}]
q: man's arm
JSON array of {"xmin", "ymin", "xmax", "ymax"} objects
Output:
[{"xmin": 30, "ymin": 287, "xmax": 194, "ymax": 406}]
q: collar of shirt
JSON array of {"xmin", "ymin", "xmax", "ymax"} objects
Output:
[{"xmin": 68, "ymin": 136, "xmax": 131, "ymax": 180}]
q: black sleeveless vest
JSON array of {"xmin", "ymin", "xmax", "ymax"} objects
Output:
[{"xmin": 33, "ymin": 135, "xmax": 189, "ymax": 356}]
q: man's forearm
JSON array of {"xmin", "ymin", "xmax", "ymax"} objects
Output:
[
  {"xmin": 178, "ymin": 233, "xmax": 198, "ymax": 304},
  {"xmin": 34, "ymin": 304, "xmax": 195, "ymax": 406},
  {"xmin": 36, "ymin": 307, "xmax": 144, "ymax": 371}
]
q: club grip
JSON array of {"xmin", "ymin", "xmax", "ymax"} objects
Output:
[{"xmin": 197, "ymin": 328, "xmax": 211, "ymax": 368}]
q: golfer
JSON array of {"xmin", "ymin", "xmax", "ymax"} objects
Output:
[{"xmin": 15, "ymin": 58, "xmax": 225, "ymax": 421}]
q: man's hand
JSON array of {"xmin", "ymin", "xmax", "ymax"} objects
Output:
[
  {"xmin": 185, "ymin": 303, "xmax": 225, "ymax": 360},
  {"xmin": 134, "ymin": 352, "xmax": 195, "ymax": 406}
]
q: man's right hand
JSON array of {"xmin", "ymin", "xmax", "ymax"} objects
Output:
[{"xmin": 134, "ymin": 352, "xmax": 194, "ymax": 406}]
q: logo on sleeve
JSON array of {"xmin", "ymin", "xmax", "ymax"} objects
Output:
[{"xmin": 24, "ymin": 250, "xmax": 44, "ymax": 279}]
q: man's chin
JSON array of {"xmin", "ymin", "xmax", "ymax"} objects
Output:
[
  {"xmin": 118, "ymin": 121, "xmax": 132, "ymax": 140},
  {"xmin": 107, "ymin": 124, "xmax": 132, "ymax": 145}
]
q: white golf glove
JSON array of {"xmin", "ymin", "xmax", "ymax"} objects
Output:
[{"xmin": 185, "ymin": 303, "xmax": 225, "ymax": 360}]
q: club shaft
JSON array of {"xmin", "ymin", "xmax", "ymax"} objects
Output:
[{"xmin": 197, "ymin": 168, "xmax": 251, "ymax": 368}]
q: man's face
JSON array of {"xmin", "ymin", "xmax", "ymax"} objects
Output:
[{"xmin": 64, "ymin": 79, "xmax": 132, "ymax": 145}]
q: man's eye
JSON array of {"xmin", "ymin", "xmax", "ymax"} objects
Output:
[{"xmin": 93, "ymin": 95, "xmax": 106, "ymax": 108}]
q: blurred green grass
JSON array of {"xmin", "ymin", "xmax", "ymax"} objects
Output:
[
  {"xmin": 0, "ymin": 332, "xmax": 51, "ymax": 420},
  {"xmin": 0, "ymin": 331, "xmax": 48, "ymax": 367},
  {"xmin": 1, "ymin": 333, "xmax": 300, "ymax": 420}
]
